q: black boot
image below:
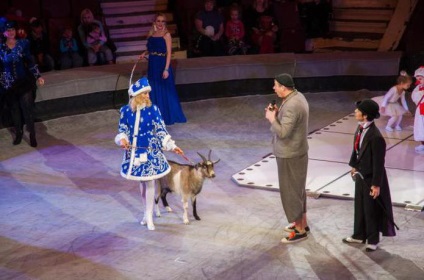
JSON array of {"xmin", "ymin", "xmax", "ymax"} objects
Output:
[
  {"xmin": 13, "ymin": 131, "xmax": 23, "ymax": 145},
  {"xmin": 30, "ymin": 132, "xmax": 37, "ymax": 147}
]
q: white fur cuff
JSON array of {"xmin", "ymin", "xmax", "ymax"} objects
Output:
[
  {"xmin": 162, "ymin": 134, "xmax": 177, "ymax": 151},
  {"xmin": 115, "ymin": 133, "xmax": 129, "ymax": 146}
]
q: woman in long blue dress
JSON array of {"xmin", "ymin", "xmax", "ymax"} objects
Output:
[{"xmin": 140, "ymin": 13, "xmax": 186, "ymax": 125}]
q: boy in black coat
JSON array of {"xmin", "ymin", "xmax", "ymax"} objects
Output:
[{"xmin": 344, "ymin": 99, "xmax": 396, "ymax": 252}]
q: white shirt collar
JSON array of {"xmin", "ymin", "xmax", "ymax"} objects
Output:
[{"xmin": 358, "ymin": 120, "xmax": 373, "ymax": 129}]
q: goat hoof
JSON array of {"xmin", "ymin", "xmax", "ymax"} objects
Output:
[
  {"xmin": 194, "ymin": 216, "xmax": 201, "ymax": 221},
  {"xmin": 166, "ymin": 206, "xmax": 173, "ymax": 212},
  {"xmin": 141, "ymin": 219, "xmax": 155, "ymax": 230},
  {"xmin": 147, "ymin": 223, "xmax": 155, "ymax": 231},
  {"xmin": 155, "ymin": 212, "xmax": 161, "ymax": 217},
  {"xmin": 183, "ymin": 220, "xmax": 190, "ymax": 225},
  {"xmin": 140, "ymin": 213, "xmax": 147, "ymax": 225}
]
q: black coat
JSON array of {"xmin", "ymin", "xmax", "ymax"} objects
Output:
[{"xmin": 349, "ymin": 122, "xmax": 396, "ymax": 237}]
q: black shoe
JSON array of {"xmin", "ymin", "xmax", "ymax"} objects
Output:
[
  {"xmin": 284, "ymin": 223, "xmax": 310, "ymax": 233},
  {"xmin": 13, "ymin": 132, "xmax": 23, "ymax": 145},
  {"xmin": 281, "ymin": 229, "xmax": 308, "ymax": 244},
  {"xmin": 30, "ymin": 133, "xmax": 37, "ymax": 147}
]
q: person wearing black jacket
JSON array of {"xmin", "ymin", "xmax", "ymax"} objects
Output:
[
  {"xmin": 1, "ymin": 20, "xmax": 44, "ymax": 147},
  {"xmin": 27, "ymin": 17, "xmax": 54, "ymax": 72},
  {"xmin": 343, "ymin": 99, "xmax": 396, "ymax": 252}
]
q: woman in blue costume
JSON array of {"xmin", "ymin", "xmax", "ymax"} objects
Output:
[
  {"xmin": 115, "ymin": 77, "xmax": 184, "ymax": 230},
  {"xmin": 1, "ymin": 20, "xmax": 44, "ymax": 147},
  {"xmin": 140, "ymin": 13, "xmax": 186, "ymax": 125}
]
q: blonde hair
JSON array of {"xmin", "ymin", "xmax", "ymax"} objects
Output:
[
  {"xmin": 148, "ymin": 13, "xmax": 168, "ymax": 37},
  {"xmin": 397, "ymin": 70, "xmax": 412, "ymax": 85},
  {"xmin": 80, "ymin": 8, "xmax": 94, "ymax": 23},
  {"xmin": 130, "ymin": 93, "xmax": 152, "ymax": 112}
]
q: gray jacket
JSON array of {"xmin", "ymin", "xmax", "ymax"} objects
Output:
[{"xmin": 271, "ymin": 90, "xmax": 309, "ymax": 158}]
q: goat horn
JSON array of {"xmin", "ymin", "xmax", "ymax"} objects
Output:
[
  {"xmin": 208, "ymin": 150, "xmax": 212, "ymax": 160},
  {"xmin": 197, "ymin": 152, "xmax": 207, "ymax": 162},
  {"xmin": 213, "ymin": 159, "xmax": 220, "ymax": 165}
]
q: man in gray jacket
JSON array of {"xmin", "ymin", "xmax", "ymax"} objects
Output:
[{"xmin": 265, "ymin": 73, "xmax": 309, "ymax": 243}]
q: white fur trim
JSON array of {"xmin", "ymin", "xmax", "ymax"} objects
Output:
[
  {"xmin": 414, "ymin": 67, "xmax": 424, "ymax": 77},
  {"xmin": 162, "ymin": 134, "xmax": 177, "ymax": 151},
  {"xmin": 126, "ymin": 109, "xmax": 141, "ymax": 177},
  {"xmin": 128, "ymin": 85, "xmax": 152, "ymax": 97},
  {"xmin": 115, "ymin": 132, "xmax": 128, "ymax": 146},
  {"xmin": 121, "ymin": 166, "xmax": 171, "ymax": 181}
]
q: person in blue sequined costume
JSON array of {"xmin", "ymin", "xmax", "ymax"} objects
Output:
[
  {"xmin": 115, "ymin": 77, "xmax": 184, "ymax": 230},
  {"xmin": 139, "ymin": 13, "xmax": 186, "ymax": 125},
  {"xmin": 1, "ymin": 21, "xmax": 44, "ymax": 147}
]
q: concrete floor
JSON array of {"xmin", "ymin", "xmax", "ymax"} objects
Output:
[{"xmin": 1, "ymin": 90, "xmax": 424, "ymax": 280}]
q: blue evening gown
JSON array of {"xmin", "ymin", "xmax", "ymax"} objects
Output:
[{"xmin": 146, "ymin": 36, "xmax": 187, "ymax": 125}]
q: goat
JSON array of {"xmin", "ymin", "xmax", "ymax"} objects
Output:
[{"xmin": 154, "ymin": 150, "xmax": 220, "ymax": 224}]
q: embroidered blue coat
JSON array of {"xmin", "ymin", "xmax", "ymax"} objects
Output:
[
  {"xmin": 0, "ymin": 39, "xmax": 41, "ymax": 90},
  {"xmin": 115, "ymin": 104, "xmax": 176, "ymax": 181}
]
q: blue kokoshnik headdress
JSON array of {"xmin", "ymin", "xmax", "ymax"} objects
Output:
[{"xmin": 128, "ymin": 76, "xmax": 151, "ymax": 97}]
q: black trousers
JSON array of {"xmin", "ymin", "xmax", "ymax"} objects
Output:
[
  {"xmin": 353, "ymin": 177, "xmax": 380, "ymax": 245},
  {"xmin": 4, "ymin": 89, "xmax": 36, "ymax": 135},
  {"xmin": 195, "ymin": 35, "xmax": 224, "ymax": 57}
]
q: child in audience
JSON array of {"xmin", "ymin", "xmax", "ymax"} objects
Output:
[
  {"xmin": 412, "ymin": 66, "xmax": 424, "ymax": 152},
  {"xmin": 86, "ymin": 22, "xmax": 113, "ymax": 65},
  {"xmin": 225, "ymin": 5, "xmax": 248, "ymax": 55},
  {"xmin": 87, "ymin": 22, "xmax": 107, "ymax": 47},
  {"xmin": 377, "ymin": 71, "xmax": 412, "ymax": 132},
  {"xmin": 59, "ymin": 27, "xmax": 83, "ymax": 69}
]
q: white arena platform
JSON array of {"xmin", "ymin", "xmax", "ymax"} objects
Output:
[{"xmin": 232, "ymin": 113, "xmax": 424, "ymax": 211}]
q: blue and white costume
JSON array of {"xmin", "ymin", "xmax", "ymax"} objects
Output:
[
  {"xmin": 114, "ymin": 103, "xmax": 176, "ymax": 181},
  {"xmin": 115, "ymin": 76, "xmax": 180, "ymax": 231}
]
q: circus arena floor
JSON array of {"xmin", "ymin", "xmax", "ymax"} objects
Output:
[{"xmin": 1, "ymin": 90, "xmax": 424, "ymax": 280}]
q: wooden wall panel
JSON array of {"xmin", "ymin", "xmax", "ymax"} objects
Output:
[
  {"xmin": 331, "ymin": 0, "xmax": 397, "ymax": 9},
  {"xmin": 10, "ymin": 0, "xmax": 41, "ymax": 18},
  {"xmin": 398, "ymin": 0, "xmax": 424, "ymax": 53},
  {"xmin": 0, "ymin": 1, "xmax": 9, "ymax": 16},
  {"xmin": 41, "ymin": 0, "xmax": 72, "ymax": 18},
  {"xmin": 6, "ymin": 0, "xmax": 100, "ymax": 21},
  {"xmin": 174, "ymin": 0, "xmax": 204, "ymax": 48}
]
